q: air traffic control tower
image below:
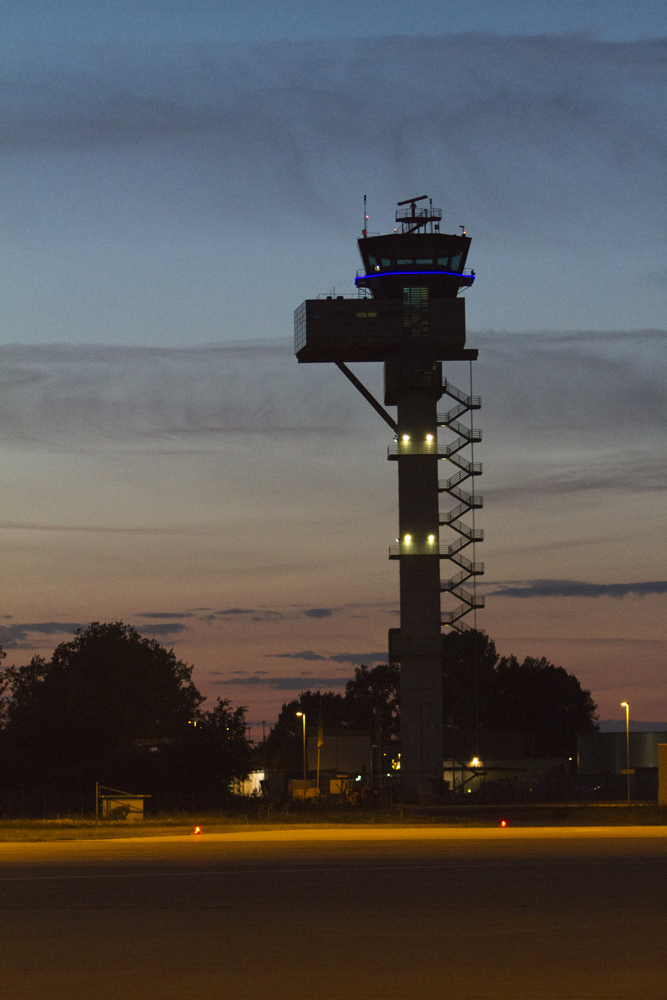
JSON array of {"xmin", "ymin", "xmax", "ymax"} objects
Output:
[{"xmin": 294, "ymin": 197, "xmax": 484, "ymax": 799}]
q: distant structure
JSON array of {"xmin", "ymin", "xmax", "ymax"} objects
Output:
[{"xmin": 294, "ymin": 197, "xmax": 483, "ymax": 800}]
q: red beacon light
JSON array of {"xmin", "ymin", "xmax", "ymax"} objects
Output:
[
  {"xmin": 500, "ymin": 820, "xmax": 507, "ymax": 828},
  {"xmin": 194, "ymin": 826, "xmax": 202, "ymax": 835}
]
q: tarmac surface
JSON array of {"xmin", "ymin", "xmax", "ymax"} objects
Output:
[{"xmin": 2, "ymin": 825, "xmax": 666, "ymax": 999}]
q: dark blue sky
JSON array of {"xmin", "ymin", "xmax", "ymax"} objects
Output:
[{"xmin": 5, "ymin": 0, "xmax": 665, "ymax": 43}]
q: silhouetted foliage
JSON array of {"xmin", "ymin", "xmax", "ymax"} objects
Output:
[
  {"xmin": 264, "ymin": 664, "xmax": 401, "ymax": 770},
  {"xmin": 441, "ymin": 631, "xmax": 499, "ymax": 733},
  {"xmin": 152, "ymin": 697, "xmax": 253, "ymax": 803},
  {"xmin": 265, "ymin": 690, "xmax": 347, "ymax": 770},
  {"xmin": 441, "ymin": 630, "xmax": 598, "ymax": 757},
  {"xmin": 344, "ymin": 663, "xmax": 400, "ymax": 739},
  {"xmin": 486, "ymin": 654, "xmax": 598, "ymax": 756},
  {"xmin": 261, "ymin": 634, "xmax": 600, "ymax": 767},
  {"xmin": 0, "ymin": 623, "xmax": 251, "ymax": 798}
]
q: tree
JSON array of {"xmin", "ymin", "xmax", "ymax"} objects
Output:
[
  {"xmin": 488, "ymin": 654, "xmax": 598, "ymax": 757},
  {"xmin": 155, "ymin": 697, "xmax": 253, "ymax": 806},
  {"xmin": 441, "ymin": 630, "xmax": 499, "ymax": 733},
  {"xmin": 440, "ymin": 630, "xmax": 598, "ymax": 758},
  {"xmin": 0, "ymin": 622, "xmax": 206, "ymax": 788},
  {"xmin": 265, "ymin": 690, "xmax": 348, "ymax": 770},
  {"xmin": 344, "ymin": 663, "xmax": 400, "ymax": 739},
  {"xmin": 264, "ymin": 666, "xmax": 401, "ymax": 771}
]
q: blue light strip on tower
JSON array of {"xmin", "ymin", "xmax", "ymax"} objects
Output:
[{"xmin": 355, "ymin": 270, "xmax": 475, "ymax": 285}]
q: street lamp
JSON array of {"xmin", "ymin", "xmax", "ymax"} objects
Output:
[
  {"xmin": 621, "ymin": 702, "xmax": 632, "ymax": 806},
  {"xmin": 296, "ymin": 712, "xmax": 307, "ymax": 785}
]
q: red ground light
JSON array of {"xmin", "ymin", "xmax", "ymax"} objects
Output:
[
  {"xmin": 500, "ymin": 820, "xmax": 507, "ymax": 827},
  {"xmin": 194, "ymin": 826, "xmax": 202, "ymax": 835}
]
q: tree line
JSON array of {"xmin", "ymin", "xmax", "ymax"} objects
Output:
[
  {"xmin": 265, "ymin": 630, "xmax": 597, "ymax": 770},
  {"xmin": 0, "ymin": 622, "xmax": 597, "ymax": 802}
]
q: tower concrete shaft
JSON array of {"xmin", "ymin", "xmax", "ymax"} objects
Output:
[{"xmin": 396, "ymin": 389, "xmax": 444, "ymax": 795}]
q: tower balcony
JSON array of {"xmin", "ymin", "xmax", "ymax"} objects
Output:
[
  {"xmin": 388, "ymin": 438, "xmax": 442, "ymax": 459},
  {"xmin": 389, "ymin": 536, "xmax": 445, "ymax": 558}
]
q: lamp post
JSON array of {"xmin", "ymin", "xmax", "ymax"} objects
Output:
[
  {"xmin": 296, "ymin": 711, "xmax": 307, "ymax": 785},
  {"xmin": 621, "ymin": 702, "xmax": 631, "ymax": 806}
]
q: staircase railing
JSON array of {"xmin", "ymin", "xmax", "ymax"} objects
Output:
[{"xmin": 438, "ymin": 378, "xmax": 484, "ymax": 634}]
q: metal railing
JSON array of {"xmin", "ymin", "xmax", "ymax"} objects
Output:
[
  {"xmin": 445, "ymin": 535, "xmax": 475, "ymax": 556},
  {"xmin": 387, "ymin": 441, "xmax": 442, "ymax": 458},
  {"xmin": 441, "ymin": 569, "xmax": 472, "ymax": 589},
  {"xmin": 438, "ymin": 418, "xmax": 482, "ymax": 442},
  {"xmin": 446, "ymin": 585, "xmax": 485, "ymax": 608},
  {"xmin": 442, "ymin": 485, "xmax": 484, "ymax": 507},
  {"xmin": 314, "ymin": 288, "xmax": 371, "ymax": 299},
  {"xmin": 446, "ymin": 553, "xmax": 484, "ymax": 574},
  {"xmin": 440, "ymin": 502, "xmax": 470, "ymax": 523},
  {"xmin": 442, "ymin": 519, "xmax": 484, "ymax": 542},
  {"xmin": 443, "ymin": 454, "xmax": 483, "ymax": 475},
  {"xmin": 442, "ymin": 380, "xmax": 481, "ymax": 408},
  {"xmin": 438, "ymin": 400, "xmax": 480, "ymax": 424},
  {"xmin": 395, "ymin": 206, "xmax": 443, "ymax": 223},
  {"xmin": 388, "ymin": 541, "xmax": 445, "ymax": 557},
  {"xmin": 439, "ymin": 468, "xmax": 482, "ymax": 491},
  {"xmin": 441, "ymin": 603, "xmax": 470, "ymax": 625}
]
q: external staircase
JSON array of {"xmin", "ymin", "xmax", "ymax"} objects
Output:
[{"xmin": 438, "ymin": 379, "xmax": 484, "ymax": 633}]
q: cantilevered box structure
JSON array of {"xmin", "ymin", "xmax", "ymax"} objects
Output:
[{"xmin": 295, "ymin": 198, "xmax": 483, "ymax": 800}]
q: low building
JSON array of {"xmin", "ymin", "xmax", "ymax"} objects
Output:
[
  {"xmin": 577, "ymin": 731, "xmax": 667, "ymax": 774},
  {"xmin": 306, "ymin": 729, "xmax": 372, "ymax": 776},
  {"xmin": 444, "ymin": 757, "xmax": 564, "ymax": 795},
  {"xmin": 231, "ymin": 771, "xmax": 265, "ymax": 796}
]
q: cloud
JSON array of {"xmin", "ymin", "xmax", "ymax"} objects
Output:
[
  {"xmin": 0, "ymin": 522, "xmax": 215, "ymax": 535},
  {"xmin": 216, "ymin": 608, "xmax": 258, "ymax": 616},
  {"xmin": 0, "ymin": 618, "xmax": 188, "ymax": 650},
  {"xmin": 270, "ymin": 651, "xmax": 327, "ymax": 661},
  {"xmin": 266, "ymin": 650, "xmax": 388, "ymax": 665},
  {"xmin": 485, "ymin": 452, "xmax": 667, "ymax": 500},
  {"xmin": 0, "ymin": 342, "xmax": 358, "ymax": 451},
  {"xmin": 2, "ymin": 32, "xmax": 665, "ymax": 315},
  {"xmin": 489, "ymin": 580, "xmax": 667, "ymax": 599},
  {"xmin": 303, "ymin": 608, "xmax": 333, "ymax": 618},
  {"xmin": 4, "ymin": 37, "xmax": 664, "ymax": 189},
  {"xmin": 212, "ymin": 675, "xmax": 349, "ymax": 690},
  {"xmin": 0, "ymin": 622, "xmax": 84, "ymax": 649},
  {"xmin": 212, "ymin": 608, "xmax": 286, "ymax": 623},
  {"xmin": 1, "ymin": 332, "xmax": 664, "ymax": 485},
  {"xmin": 136, "ymin": 612, "xmax": 193, "ymax": 619},
  {"xmin": 0, "ymin": 622, "xmax": 86, "ymax": 650},
  {"xmin": 497, "ymin": 637, "xmax": 666, "ymax": 647},
  {"xmin": 328, "ymin": 652, "xmax": 388, "ymax": 665},
  {"xmin": 134, "ymin": 622, "xmax": 189, "ymax": 636},
  {"xmin": 199, "ymin": 608, "xmax": 279, "ymax": 624}
]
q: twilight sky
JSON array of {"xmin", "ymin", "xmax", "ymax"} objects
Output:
[{"xmin": 2, "ymin": 1, "xmax": 665, "ymax": 733}]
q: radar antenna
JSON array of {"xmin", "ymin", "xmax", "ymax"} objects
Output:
[{"xmin": 396, "ymin": 195, "xmax": 442, "ymax": 234}]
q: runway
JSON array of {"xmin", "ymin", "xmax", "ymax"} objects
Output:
[{"xmin": 2, "ymin": 826, "xmax": 665, "ymax": 999}]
